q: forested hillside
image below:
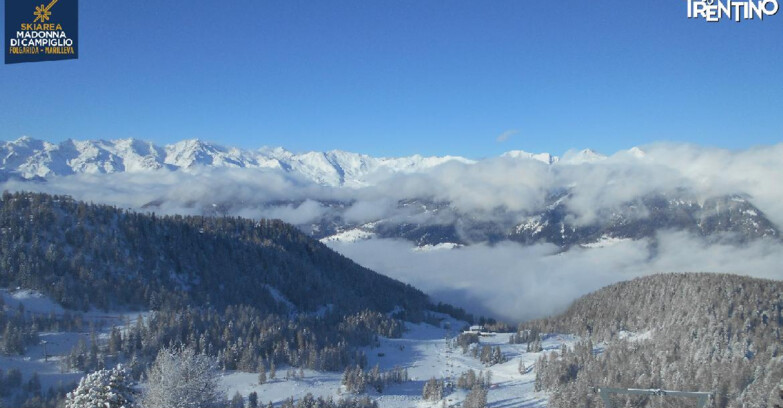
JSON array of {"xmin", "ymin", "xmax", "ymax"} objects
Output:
[
  {"xmin": 519, "ymin": 273, "xmax": 783, "ymax": 408},
  {"xmin": 0, "ymin": 191, "xmax": 463, "ymax": 407},
  {"xmin": 0, "ymin": 191, "xmax": 427, "ymax": 315}
]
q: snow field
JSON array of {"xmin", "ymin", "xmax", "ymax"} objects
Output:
[
  {"xmin": 2, "ymin": 288, "xmax": 578, "ymax": 408},
  {"xmin": 222, "ymin": 321, "xmax": 579, "ymax": 408},
  {"xmin": 0, "ymin": 289, "xmax": 149, "ymax": 395}
]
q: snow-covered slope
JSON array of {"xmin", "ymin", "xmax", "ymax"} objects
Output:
[
  {"xmin": 2, "ymin": 291, "xmax": 571, "ymax": 408},
  {"xmin": 221, "ymin": 321, "xmax": 572, "ymax": 408}
]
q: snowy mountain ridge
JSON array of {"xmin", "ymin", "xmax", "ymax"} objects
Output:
[
  {"xmin": 0, "ymin": 137, "xmax": 478, "ymax": 187},
  {"xmin": 0, "ymin": 137, "xmax": 613, "ymax": 186}
]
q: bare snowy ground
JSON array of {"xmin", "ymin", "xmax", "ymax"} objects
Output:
[
  {"xmin": 221, "ymin": 320, "xmax": 577, "ymax": 408},
  {"xmin": 0, "ymin": 289, "xmax": 149, "ymax": 393}
]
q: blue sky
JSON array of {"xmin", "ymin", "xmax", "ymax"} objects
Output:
[{"xmin": 1, "ymin": 0, "xmax": 781, "ymax": 158}]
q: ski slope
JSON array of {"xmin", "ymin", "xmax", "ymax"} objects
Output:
[
  {"xmin": 2, "ymin": 288, "xmax": 575, "ymax": 408},
  {"xmin": 222, "ymin": 319, "xmax": 577, "ymax": 408},
  {"xmin": 0, "ymin": 289, "xmax": 149, "ymax": 396}
]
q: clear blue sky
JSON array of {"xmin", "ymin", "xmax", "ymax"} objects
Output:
[{"xmin": 1, "ymin": 0, "xmax": 781, "ymax": 158}]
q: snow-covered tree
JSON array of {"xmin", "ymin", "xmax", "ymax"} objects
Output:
[
  {"xmin": 65, "ymin": 364, "xmax": 135, "ymax": 408},
  {"xmin": 463, "ymin": 385, "xmax": 487, "ymax": 408},
  {"xmin": 771, "ymin": 380, "xmax": 783, "ymax": 408},
  {"xmin": 258, "ymin": 363, "xmax": 267, "ymax": 384},
  {"xmin": 422, "ymin": 377, "xmax": 444, "ymax": 401},
  {"xmin": 140, "ymin": 346, "xmax": 225, "ymax": 408}
]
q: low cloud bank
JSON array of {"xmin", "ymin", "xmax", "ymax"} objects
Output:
[
  {"xmin": 327, "ymin": 233, "xmax": 783, "ymax": 323},
  {"xmin": 5, "ymin": 143, "xmax": 783, "ymax": 228},
  {"xmin": 1, "ymin": 143, "xmax": 782, "ymax": 322}
]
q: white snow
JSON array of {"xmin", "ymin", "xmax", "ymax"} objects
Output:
[
  {"xmin": 0, "ymin": 137, "xmax": 475, "ymax": 187},
  {"xmin": 515, "ymin": 217, "xmax": 546, "ymax": 235},
  {"xmin": 0, "ymin": 331, "xmax": 85, "ymax": 393},
  {"xmin": 500, "ymin": 151, "xmax": 559, "ymax": 165},
  {"xmin": 320, "ymin": 229, "xmax": 377, "ymax": 244},
  {"xmin": 1, "ymin": 286, "xmax": 578, "ymax": 408},
  {"xmin": 580, "ymin": 235, "xmax": 632, "ymax": 248},
  {"xmin": 0, "ymin": 288, "xmax": 151, "ymax": 396},
  {"xmin": 627, "ymin": 147, "xmax": 647, "ymax": 159},
  {"xmin": 412, "ymin": 243, "xmax": 462, "ymax": 252},
  {"xmin": 0, "ymin": 137, "xmax": 650, "ymax": 190},
  {"xmin": 559, "ymin": 149, "xmax": 607, "ymax": 165},
  {"xmin": 2, "ymin": 288, "xmax": 65, "ymax": 314},
  {"xmin": 220, "ymin": 321, "xmax": 578, "ymax": 408},
  {"xmin": 617, "ymin": 330, "xmax": 653, "ymax": 342}
]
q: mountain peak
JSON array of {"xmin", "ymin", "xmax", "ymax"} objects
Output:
[
  {"xmin": 170, "ymin": 138, "xmax": 209, "ymax": 150},
  {"xmin": 501, "ymin": 150, "xmax": 558, "ymax": 164},
  {"xmin": 628, "ymin": 146, "xmax": 646, "ymax": 158},
  {"xmin": 560, "ymin": 148, "xmax": 607, "ymax": 164},
  {"xmin": 14, "ymin": 135, "xmax": 35, "ymax": 143}
]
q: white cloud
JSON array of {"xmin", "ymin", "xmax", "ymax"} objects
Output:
[
  {"xmin": 343, "ymin": 198, "xmax": 397, "ymax": 224},
  {"xmin": 259, "ymin": 199, "xmax": 328, "ymax": 225},
  {"xmin": 2, "ymin": 143, "xmax": 782, "ymax": 323},
  {"xmin": 326, "ymin": 233, "xmax": 783, "ymax": 323},
  {"xmin": 7, "ymin": 143, "xmax": 782, "ymax": 227},
  {"xmin": 496, "ymin": 129, "xmax": 518, "ymax": 143}
]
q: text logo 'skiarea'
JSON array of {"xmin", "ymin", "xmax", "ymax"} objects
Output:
[
  {"xmin": 687, "ymin": 0, "xmax": 779, "ymax": 22},
  {"xmin": 5, "ymin": 0, "xmax": 78, "ymax": 64}
]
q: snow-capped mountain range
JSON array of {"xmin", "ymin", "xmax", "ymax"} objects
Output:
[
  {"xmin": 0, "ymin": 137, "xmax": 479, "ymax": 187},
  {"xmin": 1, "ymin": 137, "xmax": 779, "ymax": 249},
  {"xmin": 0, "ymin": 136, "xmax": 604, "ymax": 186}
]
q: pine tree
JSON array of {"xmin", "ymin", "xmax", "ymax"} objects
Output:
[
  {"xmin": 258, "ymin": 363, "xmax": 267, "ymax": 384},
  {"xmin": 230, "ymin": 391, "xmax": 245, "ymax": 408},
  {"xmin": 248, "ymin": 392, "xmax": 259, "ymax": 408},
  {"xmin": 23, "ymin": 372, "xmax": 41, "ymax": 397}
]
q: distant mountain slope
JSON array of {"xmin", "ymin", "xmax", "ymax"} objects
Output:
[
  {"xmin": 521, "ymin": 273, "xmax": 783, "ymax": 408},
  {"xmin": 309, "ymin": 193, "xmax": 779, "ymax": 248},
  {"xmin": 0, "ymin": 191, "xmax": 428, "ymax": 315}
]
